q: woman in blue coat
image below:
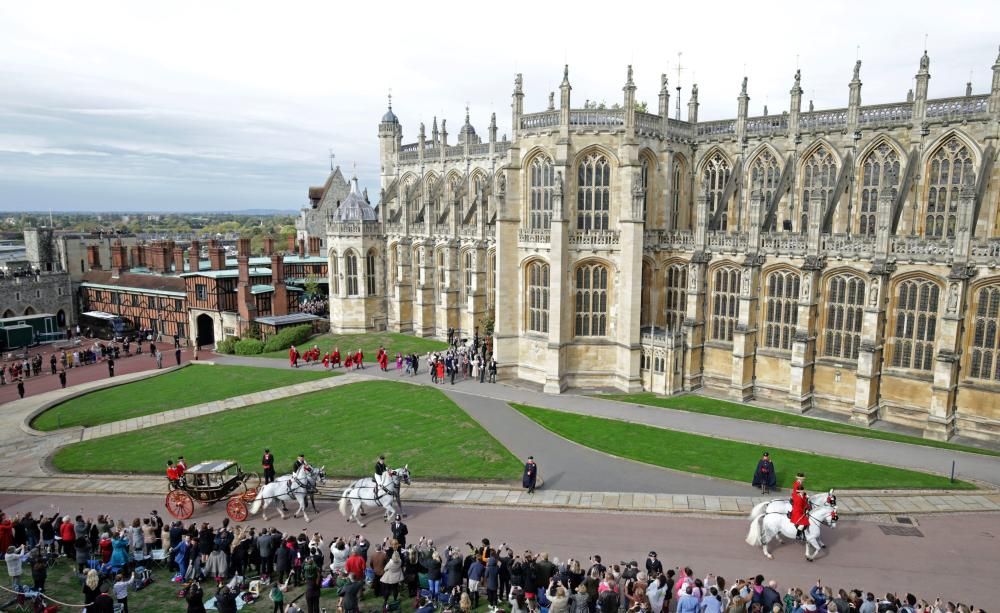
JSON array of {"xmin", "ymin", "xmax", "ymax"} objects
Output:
[{"xmin": 109, "ymin": 532, "xmax": 131, "ymax": 571}]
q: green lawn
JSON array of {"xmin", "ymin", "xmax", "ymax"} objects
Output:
[
  {"xmin": 511, "ymin": 403, "xmax": 975, "ymax": 490},
  {"xmin": 602, "ymin": 392, "xmax": 1000, "ymax": 458},
  {"xmin": 255, "ymin": 331, "xmax": 448, "ymax": 360},
  {"xmin": 53, "ymin": 380, "xmax": 522, "ymax": 480},
  {"xmin": 32, "ymin": 364, "xmax": 334, "ymax": 431}
]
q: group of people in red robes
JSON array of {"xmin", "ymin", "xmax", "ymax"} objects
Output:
[
  {"xmin": 375, "ymin": 346, "xmax": 389, "ymax": 371},
  {"xmin": 300, "ymin": 345, "xmax": 322, "ymax": 363}
]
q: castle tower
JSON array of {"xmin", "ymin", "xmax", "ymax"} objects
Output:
[{"xmin": 379, "ymin": 94, "xmax": 402, "ymax": 189}]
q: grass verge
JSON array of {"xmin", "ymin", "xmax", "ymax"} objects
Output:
[
  {"xmin": 32, "ymin": 364, "xmax": 334, "ymax": 431},
  {"xmin": 53, "ymin": 380, "xmax": 522, "ymax": 480},
  {"xmin": 511, "ymin": 403, "xmax": 975, "ymax": 490},
  {"xmin": 254, "ymin": 331, "xmax": 448, "ymax": 361},
  {"xmin": 600, "ymin": 392, "xmax": 1000, "ymax": 458}
]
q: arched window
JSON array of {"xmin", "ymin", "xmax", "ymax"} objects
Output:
[
  {"xmin": 576, "ymin": 153, "xmax": 610, "ymax": 231},
  {"xmin": 412, "ymin": 246, "xmax": 423, "ymax": 286},
  {"xmin": 889, "ymin": 279, "xmax": 939, "ymax": 371},
  {"xmin": 823, "ymin": 274, "xmax": 866, "ymax": 360},
  {"xmin": 800, "ymin": 146, "xmax": 837, "ymax": 233},
  {"xmin": 329, "ymin": 251, "xmax": 339, "ymax": 295},
  {"xmin": 702, "ymin": 152, "xmax": 731, "ymax": 230},
  {"xmin": 526, "ymin": 261, "xmax": 550, "ymax": 333},
  {"xmin": 366, "ymin": 250, "xmax": 377, "ymax": 296},
  {"xmin": 388, "ymin": 246, "xmax": 397, "ymax": 284},
  {"xmin": 925, "ymin": 137, "xmax": 975, "ymax": 239},
  {"xmin": 969, "ymin": 284, "xmax": 1000, "ymax": 381},
  {"xmin": 749, "ymin": 150, "xmax": 781, "ymax": 230},
  {"xmin": 461, "ymin": 251, "xmax": 473, "ymax": 302},
  {"xmin": 486, "ymin": 250, "xmax": 496, "ymax": 313},
  {"xmin": 345, "ymin": 252, "xmax": 358, "ymax": 296},
  {"xmin": 671, "ymin": 156, "xmax": 685, "ymax": 230},
  {"xmin": 436, "ymin": 250, "xmax": 446, "ymax": 297},
  {"xmin": 529, "ymin": 156, "xmax": 554, "ymax": 230},
  {"xmin": 710, "ymin": 267, "xmax": 740, "ymax": 342},
  {"xmin": 640, "ymin": 156, "xmax": 650, "ymax": 223},
  {"xmin": 640, "ymin": 261, "xmax": 653, "ymax": 327},
  {"xmin": 858, "ymin": 143, "xmax": 900, "ymax": 236},
  {"xmin": 575, "ymin": 263, "xmax": 608, "ymax": 336},
  {"xmin": 763, "ymin": 270, "xmax": 800, "ymax": 350},
  {"xmin": 664, "ymin": 264, "xmax": 687, "ymax": 332}
]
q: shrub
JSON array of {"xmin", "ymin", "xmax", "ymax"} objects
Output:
[
  {"xmin": 216, "ymin": 336, "xmax": 239, "ymax": 354},
  {"xmin": 234, "ymin": 338, "xmax": 265, "ymax": 355},
  {"xmin": 262, "ymin": 324, "xmax": 314, "ymax": 352}
]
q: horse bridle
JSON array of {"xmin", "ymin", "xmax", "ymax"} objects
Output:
[{"xmin": 808, "ymin": 508, "xmax": 838, "ymax": 527}]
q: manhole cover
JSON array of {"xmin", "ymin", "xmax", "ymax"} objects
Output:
[{"xmin": 879, "ymin": 525, "xmax": 923, "ymax": 537}]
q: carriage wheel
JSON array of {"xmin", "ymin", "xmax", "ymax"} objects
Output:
[
  {"xmin": 226, "ymin": 496, "xmax": 249, "ymax": 522},
  {"xmin": 241, "ymin": 488, "xmax": 258, "ymax": 503},
  {"xmin": 165, "ymin": 490, "xmax": 194, "ymax": 520}
]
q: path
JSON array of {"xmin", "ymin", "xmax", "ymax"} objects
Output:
[{"xmin": 212, "ymin": 354, "xmax": 1000, "ymax": 487}]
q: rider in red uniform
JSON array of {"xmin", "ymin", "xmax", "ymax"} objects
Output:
[
  {"xmin": 790, "ymin": 472, "xmax": 810, "ymax": 540},
  {"xmin": 166, "ymin": 460, "xmax": 179, "ymax": 488}
]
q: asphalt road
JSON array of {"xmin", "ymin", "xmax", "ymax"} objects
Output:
[{"xmin": 1, "ymin": 491, "xmax": 995, "ymax": 606}]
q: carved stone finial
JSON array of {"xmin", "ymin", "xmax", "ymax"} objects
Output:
[
  {"xmin": 809, "ymin": 100, "xmax": 815, "ymax": 112},
  {"xmin": 514, "ymin": 73, "xmax": 523, "ymax": 93},
  {"xmin": 920, "ymin": 50, "xmax": 930, "ymax": 71},
  {"xmin": 763, "ymin": 105, "xmax": 768, "ymax": 116},
  {"xmin": 660, "ymin": 73, "xmax": 668, "ymax": 92},
  {"xmin": 853, "ymin": 60, "xmax": 862, "ymax": 80},
  {"xmin": 626, "ymin": 64, "xmax": 634, "ymax": 86},
  {"xmin": 548, "ymin": 92, "xmax": 555, "ymax": 110},
  {"xmin": 795, "ymin": 69, "xmax": 801, "ymax": 84},
  {"xmin": 561, "ymin": 64, "xmax": 570, "ymax": 86},
  {"xmin": 741, "ymin": 76, "xmax": 748, "ymax": 95}
]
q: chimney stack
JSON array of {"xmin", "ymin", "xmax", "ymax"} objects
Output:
[
  {"xmin": 271, "ymin": 253, "xmax": 288, "ymax": 316},
  {"xmin": 308, "ymin": 236, "xmax": 321, "ymax": 257},
  {"xmin": 187, "ymin": 240, "xmax": 201, "ymax": 274},
  {"xmin": 86, "ymin": 245, "xmax": 102, "ymax": 270},
  {"xmin": 208, "ymin": 239, "xmax": 226, "ymax": 271},
  {"xmin": 173, "ymin": 244, "xmax": 185, "ymax": 274},
  {"xmin": 111, "ymin": 240, "xmax": 128, "ymax": 277},
  {"xmin": 287, "ymin": 235, "xmax": 296, "ymax": 253},
  {"xmin": 263, "ymin": 236, "xmax": 275, "ymax": 256},
  {"xmin": 237, "ymin": 237, "xmax": 257, "ymax": 325},
  {"xmin": 297, "ymin": 238, "xmax": 306, "ymax": 258},
  {"xmin": 130, "ymin": 245, "xmax": 142, "ymax": 269}
]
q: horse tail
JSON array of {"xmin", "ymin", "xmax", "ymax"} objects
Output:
[
  {"xmin": 745, "ymin": 514, "xmax": 763, "ymax": 547},
  {"xmin": 339, "ymin": 490, "xmax": 349, "ymax": 517},
  {"xmin": 249, "ymin": 485, "xmax": 265, "ymax": 515},
  {"xmin": 749, "ymin": 501, "xmax": 769, "ymax": 521}
]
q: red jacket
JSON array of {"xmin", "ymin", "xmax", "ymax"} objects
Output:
[{"xmin": 345, "ymin": 553, "xmax": 366, "ymax": 579}]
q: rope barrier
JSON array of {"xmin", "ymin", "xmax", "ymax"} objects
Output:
[{"xmin": 0, "ymin": 582, "xmax": 87, "ymax": 608}]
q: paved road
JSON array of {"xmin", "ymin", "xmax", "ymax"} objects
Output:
[
  {"xmin": 213, "ymin": 354, "xmax": 1000, "ymax": 487},
  {"xmin": 1, "ymin": 342, "xmax": 196, "ymax": 404},
  {"xmin": 0, "ymin": 491, "xmax": 995, "ymax": 606}
]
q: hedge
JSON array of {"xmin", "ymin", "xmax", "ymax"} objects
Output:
[
  {"xmin": 216, "ymin": 337, "xmax": 238, "ymax": 354},
  {"xmin": 234, "ymin": 338, "xmax": 265, "ymax": 355},
  {"xmin": 262, "ymin": 325, "xmax": 314, "ymax": 353}
]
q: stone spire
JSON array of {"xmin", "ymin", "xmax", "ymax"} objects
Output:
[
  {"xmin": 658, "ymin": 73, "xmax": 670, "ymax": 118},
  {"xmin": 848, "ymin": 60, "xmax": 862, "ymax": 132},
  {"xmin": 432, "ymin": 116, "xmax": 439, "ymax": 145},
  {"xmin": 512, "ymin": 73, "xmax": 524, "ymax": 138},
  {"xmin": 789, "ymin": 69, "xmax": 803, "ymax": 137},
  {"xmin": 736, "ymin": 76, "xmax": 750, "ymax": 139},
  {"xmin": 687, "ymin": 83, "xmax": 699, "ymax": 123},
  {"xmin": 624, "ymin": 64, "xmax": 637, "ymax": 136},
  {"xmin": 915, "ymin": 50, "xmax": 931, "ymax": 122},
  {"xmin": 560, "ymin": 64, "xmax": 572, "ymax": 127},
  {"xmin": 990, "ymin": 45, "xmax": 1000, "ymax": 114}
]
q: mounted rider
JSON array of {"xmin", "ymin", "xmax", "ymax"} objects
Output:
[
  {"xmin": 790, "ymin": 472, "xmax": 811, "ymax": 540},
  {"xmin": 374, "ymin": 455, "xmax": 405, "ymax": 516}
]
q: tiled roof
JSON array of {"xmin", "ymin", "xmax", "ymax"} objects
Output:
[{"xmin": 81, "ymin": 270, "xmax": 186, "ymax": 293}]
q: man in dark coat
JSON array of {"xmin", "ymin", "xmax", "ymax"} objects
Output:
[
  {"xmin": 261, "ymin": 449, "xmax": 275, "ymax": 484},
  {"xmin": 751, "ymin": 452, "xmax": 777, "ymax": 494},
  {"xmin": 390, "ymin": 515, "xmax": 408, "ymax": 547},
  {"xmin": 522, "ymin": 456, "xmax": 538, "ymax": 494}
]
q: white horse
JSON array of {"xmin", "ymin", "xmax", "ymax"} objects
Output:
[
  {"xmin": 747, "ymin": 490, "xmax": 836, "ymax": 550},
  {"xmin": 249, "ymin": 465, "xmax": 325, "ymax": 522},
  {"xmin": 339, "ymin": 466, "xmax": 410, "ymax": 527},
  {"xmin": 746, "ymin": 503, "xmax": 837, "ymax": 561}
]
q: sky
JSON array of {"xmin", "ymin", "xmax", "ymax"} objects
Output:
[{"xmin": 1, "ymin": 1, "xmax": 998, "ymax": 213}]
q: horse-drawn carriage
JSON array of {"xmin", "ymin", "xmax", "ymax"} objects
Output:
[{"xmin": 165, "ymin": 460, "xmax": 260, "ymax": 522}]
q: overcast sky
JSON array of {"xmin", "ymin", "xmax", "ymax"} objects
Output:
[{"xmin": 1, "ymin": 1, "xmax": 997, "ymax": 213}]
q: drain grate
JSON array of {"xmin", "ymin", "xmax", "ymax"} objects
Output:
[
  {"xmin": 895, "ymin": 516, "xmax": 913, "ymax": 524},
  {"xmin": 879, "ymin": 525, "xmax": 924, "ymax": 537}
]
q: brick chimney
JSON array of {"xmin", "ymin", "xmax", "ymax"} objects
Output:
[
  {"xmin": 148, "ymin": 242, "xmax": 164, "ymax": 274},
  {"xmin": 297, "ymin": 238, "xmax": 305, "ymax": 258},
  {"xmin": 208, "ymin": 239, "xmax": 226, "ymax": 271},
  {"xmin": 263, "ymin": 236, "xmax": 275, "ymax": 256},
  {"xmin": 187, "ymin": 240, "xmax": 201, "ymax": 274},
  {"xmin": 308, "ymin": 237, "xmax": 321, "ymax": 257},
  {"xmin": 237, "ymin": 237, "xmax": 257, "ymax": 324},
  {"xmin": 287, "ymin": 235, "xmax": 296, "ymax": 253},
  {"xmin": 130, "ymin": 245, "xmax": 141, "ymax": 269},
  {"xmin": 111, "ymin": 240, "xmax": 128, "ymax": 277},
  {"xmin": 86, "ymin": 245, "xmax": 102, "ymax": 270},
  {"xmin": 271, "ymin": 253, "xmax": 288, "ymax": 316},
  {"xmin": 172, "ymin": 244, "xmax": 185, "ymax": 274}
]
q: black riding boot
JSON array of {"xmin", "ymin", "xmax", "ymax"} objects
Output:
[{"xmin": 796, "ymin": 527, "xmax": 805, "ymax": 541}]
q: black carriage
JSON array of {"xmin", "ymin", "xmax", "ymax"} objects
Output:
[{"xmin": 165, "ymin": 460, "xmax": 260, "ymax": 522}]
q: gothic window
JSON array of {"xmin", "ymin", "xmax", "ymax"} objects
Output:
[
  {"xmin": 925, "ymin": 137, "xmax": 975, "ymax": 239},
  {"xmin": 388, "ymin": 246, "xmax": 397, "ymax": 284},
  {"xmin": 858, "ymin": 143, "xmax": 900, "ymax": 236},
  {"xmin": 764, "ymin": 270, "xmax": 800, "ymax": 350},
  {"xmin": 345, "ymin": 252, "xmax": 359, "ymax": 296},
  {"xmin": 969, "ymin": 284, "xmax": 1000, "ymax": 382},
  {"xmin": 576, "ymin": 153, "xmax": 611, "ymax": 231},
  {"xmin": 575, "ymin": 263, "xmax": 609, "ymax": 336},
  {"xmin": 823, "ymin": 274, "xmax": 866, "ymax": 360},
  {"xmin": 527, "ymin": 261, "xmax": 550, "ymax": 334},
  {"xmin": 437, "ymin": 251, "xmax": 446, "ymax": 296},
  {"xmin": 710, "ymin": 266, "xmax": 740, "ymax": 342},
  {"xmin": 702, "ymin": 152, "xmax": 731, "ymax": 230},
  {"xmin": 640, "ymin": 156, "xmax": 650, "ymax": 223},
  {"xmin": 671, "ymin": 156, "xmax": 685, "ymax": 230},
  {"xmin": 462, "ymin": 251, "xmax": 473, "ymax": 302},
  {"xmin": 641, "ymin": 261, "xmax": 653, "ymax": 327},
  {"xmin": 665, "ymin": 264, "xmax": 687, "ymax": 332},
  {"xmin": 529, "ymin": 156, "xmax": 554, "ymax": 230},
  {"xmin": 412, "ymin": 247, "xmax": 422, "ymax": 286},
  {"xmin": 366, "ymin": 250, "xmax": 377, "ymax": 296},
  {"xmin": 486, "ymin": 250, "xmax": 496, "ymax": 312},
  {"xmin": 890, "ymin": 279, "xmax": 939, "ymax": 371},
  {"xmin": 749, "ymin": 150, "xmax": 781, "ymax": 230},
  {"xmin": 800, "ymin": 146, "xmax": 837, "ymax": 233}
]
